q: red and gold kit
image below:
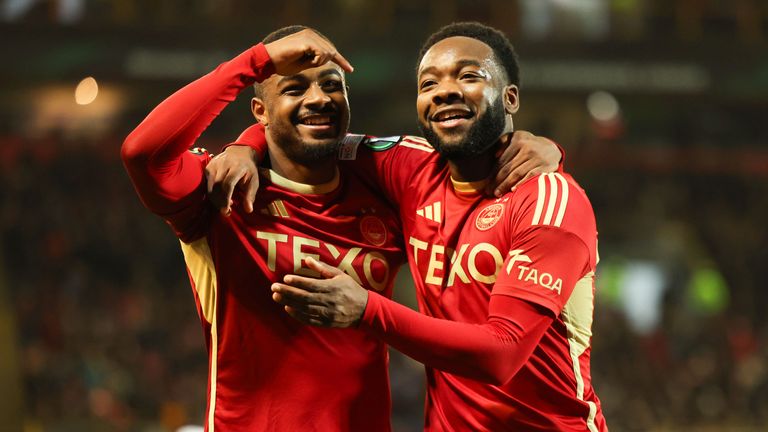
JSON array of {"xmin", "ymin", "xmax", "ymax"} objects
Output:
[
  {"xmin": 238, "ymin": 127, "xmax": 607, "ymax": 431},
  {"xmin": 123, "ymin": 44, "xmax": 403, "ymax": 432},
  {"xmin": 356, "ymin": 135, "xmax": 606, "ymax": 431}
]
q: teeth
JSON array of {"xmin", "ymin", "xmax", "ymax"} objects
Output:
[
  {"xmin": 435, "ymin": 110, "xmax": 470, "ymax": 121},
  {"xmin": 301, "ymin": 115, "xmax": 333, "ymax": 125}
]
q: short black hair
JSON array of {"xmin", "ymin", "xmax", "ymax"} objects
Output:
[
  {"xmin": 417, "ymin": 22, "xmax": 520, "ymax": 87},
  {"xmin": 253, "ymin": 25, "xmax": 331, "ymax": 98}
]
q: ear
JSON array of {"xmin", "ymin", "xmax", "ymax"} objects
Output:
[
  {"xmin": 503, "ymin": 85, "xmax": 520, "ymax": 115},
  {"xmin": 251, "ymin": 97, "xmax": 269, "ymax": 125}
]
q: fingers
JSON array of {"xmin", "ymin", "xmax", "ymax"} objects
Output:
[
  {"xmin": 283, "ymin": 306, "xmax": 328, "ymax": 327},
  {"xmin": 307, "ymin": 47, "xmax": 353, "ymax": 73},
  {"xmin": 267, "ymin": 29, "xmax": 354, "ymax": 75},
  {"xmin": 331, "ymin": 51, "xmax": 353, "ymax": 73},
  {"xmin": 272, "ymin": 283, "xmax": 319, "ymax": 307},
  {"xmin": 206, "ymin": 163, "xmax": 233, "ymax": 214},
  {"xmin": 491, "ymin": 131, "xmax": 550, "ymax": 196},
  {"xmin": 206, "ymin": 157, "xmax": 228, "ymax": 195},
  {"xmin": 508, "ymin": 160, "xmax": 541, "ymax": 192},
  {"xmin": 272, "ymin": 284, "xmax": 334, "ymax": 327},
  {"xmin": 304, "ymin": 257, "xmax": 344, "ymax": 279},
  {"xmin": 243, "ymin": 173, "xmax": 259, "ymax": 214},
  {"xmin": 219, "ymin": 165, "xmax": 253, "ymax": 215},
  {"xmin": 281, "ymin": 274, "xmax": 328, "ymax": 293},
  {"xmin": 492, "ymin": 153, "xmax": 526, "ymax": 197}
]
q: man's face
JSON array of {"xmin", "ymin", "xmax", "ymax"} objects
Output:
[
  {"xmin": 416, "ymin": 36, "xmax": 517, "ymax": 159},
  {"xmin": 254, "ymin": 63, "xmax": 350, "ymax": 163}
]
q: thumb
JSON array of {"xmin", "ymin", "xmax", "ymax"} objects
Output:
[{"xmin": 305, "ymin": 257, "xmax": 343, "ymax": 279}]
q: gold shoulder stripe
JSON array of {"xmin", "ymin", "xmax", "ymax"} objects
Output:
[{"xmin": 532, "ymin": 173, "xmax": 570, "ymax": 227}]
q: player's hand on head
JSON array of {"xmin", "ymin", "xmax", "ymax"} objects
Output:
[
  {"xmin": 265, "ymin": 29, "xmax": 354, "ymax": 76},
  {"xmin": 271, "ymin": 257, "xmax": 368, "ymax": 328},
  {"xmin": 205, "ymin": 145, "xmax": 260, "ymax": 216},
  {"xmin": 487, "ymin": 131, "xmax": 562, "ymax": 197}
]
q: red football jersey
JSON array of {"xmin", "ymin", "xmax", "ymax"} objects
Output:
[
  {"xmin": 122, "ymin": 44, "xmax": 404, "ymax": 431},
  {"xmin": 348, "ymin": 135, "xmax": 607, "ymax": 431}
]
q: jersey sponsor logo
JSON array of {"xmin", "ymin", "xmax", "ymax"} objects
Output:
[
  {"xmin": 363, "ymin": 136, "xmax": 400, "ymax": 151},
  {"xmin": 416, "ymin": 201, "xmax": 442, "ymax": 223},
  {"xmin": 506, "ymin": 249, "xmax": 563, "ymax": 294},
  {"xmin": 256, "ymin": 230, "xmax": 391, "ymax": 291},
  {"xmin": 409, "ymin": 236, "xmax": 504, "ymax": 286},
  {"xmin": 360, "ymin": 215, "xmax": 387, "ymax": 246},
  {"xmin": 339, "ymin": 134, "xmax": 364, "ymax": 160},
  {"xmin": 532, "ymin": 173, "xmax": 569, "ymax": 227},
  {"xmin": 505, "ymin": 249, "xmax": 531, "ymax": 273},
  {"xmin": 475, "ymin": 203, "xmax": 504, "ymax": 231},
  {"xmin": 260, "ymin": 200, "xmax": 290, "ymax": 218}
]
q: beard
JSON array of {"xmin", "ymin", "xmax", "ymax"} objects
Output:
[
  {"xmin": 267, "ymin": 110, "xmax": 348, "ymax": 164},
  {"xmin": 419, "ymin": 96, "xmax": 506, "ymax": 160},
  {"xmin": 281, "ymin": 139, "xmax": 340, "ymax": 164}
]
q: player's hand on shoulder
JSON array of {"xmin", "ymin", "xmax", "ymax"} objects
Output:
[
  {"xmin": 271, "ymin": 257, "xmax": 368, "ymax": 328},
  {"xmin": 205, "ymin": 145, "xmax": 260, "ymax": 216},
  {"xmin": 487, "ymin": 131, "xmax": 562, "ymax": 197},
  {"xmin": 264, "ymin": 29, "xmax": 354, "ymax": 76}
]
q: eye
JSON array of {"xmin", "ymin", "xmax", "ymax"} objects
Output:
[
  {"xmin": 460, "ymin": 72, "xmax": 481, "ymax": 81},
  {"xmin": 419, "ymin": 79, "xmax": 436, "ymax": 91},
  {"xmin": 322, "ymin": 79, "xmax": 343, "ymax": 92},
  {"xmin": 281, "ymin": 85, "xmax": 305, "ymax": 96}
]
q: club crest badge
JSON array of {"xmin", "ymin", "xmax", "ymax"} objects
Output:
[
  {"xmin": 360, "ymin": 215, "xmax": 387, "ymax": 246},
  {"xmin": 475, "ymin": 203, "xmax": 504, "ymax": 231}
]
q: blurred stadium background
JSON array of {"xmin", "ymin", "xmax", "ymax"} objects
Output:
[{"xmin": 1, "ymin": 0, "xmax": 767, "ymax": 431}]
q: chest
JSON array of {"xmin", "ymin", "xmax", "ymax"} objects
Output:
[
  {"xmin": 404, "ymin": 187, "xmax": 513, "ymax": 312},
  {"xmin": 214, "ymin": 186, "xmax": 403, "ymax": 293}
]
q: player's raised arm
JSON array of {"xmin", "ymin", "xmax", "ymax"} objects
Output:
[
  {"xmin": 123, "ymin": 28, "xmax": 353, "ymax": 220},
  {"xmin": 121, "ymin": 43, "xmax": 275, "ymax": 218}
]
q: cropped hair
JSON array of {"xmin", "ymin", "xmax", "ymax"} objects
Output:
[{"xmin": 417, "ymin": 22, "xmax": 520, "ymax": 87}]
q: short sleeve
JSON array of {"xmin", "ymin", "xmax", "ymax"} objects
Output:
[{"xmin": 492, "ymin": 173, "xmax": 597, "ymax": 315}]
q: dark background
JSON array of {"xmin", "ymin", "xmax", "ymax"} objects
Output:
[{"xmin": 1, "ymin": 1, "xmax": 767, "ymax": 431}]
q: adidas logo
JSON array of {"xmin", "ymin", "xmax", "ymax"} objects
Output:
[
  {"xmin": 416, "ymin": 201, "xmax": 442, "ymax": 223},
  {"xmin": 260, "ymin": 200, "xmax": 290, "ymax": 218}
]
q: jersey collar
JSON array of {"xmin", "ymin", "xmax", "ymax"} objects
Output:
[
  {"xmin": 263, "ymin": 167, "xmax": 340, "ymax": 195},
  {"xmin": 450, "ymin": 177, "xmax": 488, "ymax": 197}
]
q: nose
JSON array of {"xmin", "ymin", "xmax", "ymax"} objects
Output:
[
  {"xmin": 304, "ymin": 83, "xmax": 332, "ymax": 108},
  {"xmin": 432, "ymin": 80, "xmax": 463, "ymax": 105}
]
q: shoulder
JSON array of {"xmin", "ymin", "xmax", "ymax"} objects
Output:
[
  {"xmin": 508, "ymin": 172, "xmax": 596, "ymax": 238},
  {"xmin": 339, "ymin": 133, "xmax": 438, "ymax": 160}
]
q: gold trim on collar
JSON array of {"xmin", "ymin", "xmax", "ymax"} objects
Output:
[
  {"xmin": 262, "ymin": 167, "xmax": 340, "ymax": 195},
  {"xmin": 450, "ymin": 177, "xmax": 488, "ymax": 196}
]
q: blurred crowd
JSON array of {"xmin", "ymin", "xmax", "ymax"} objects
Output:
[{"xmin": 1, "ymin": 134, "xmax": 766, "ymax": 431}]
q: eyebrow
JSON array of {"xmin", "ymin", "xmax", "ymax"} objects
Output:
[
  {"xmin": 418, "ymin": 59, "xmax": 484, "ymax": 77},
  {"xmin": 277, "ymin": 69, "xmax": 343, "ymax": 86}
]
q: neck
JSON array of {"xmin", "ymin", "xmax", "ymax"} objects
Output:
[
  {"xmin": 267, "ymin": 142, "xmax": 337, "ymax": 185},
  {"xmin": 446, "ymin": 152, "xmax": 496, "ymax": 182},
  {"xmin": 446, "ymin": 133, "xmax": 513, "ymax": 182}
]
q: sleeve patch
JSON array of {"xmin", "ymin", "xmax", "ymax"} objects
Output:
[
  {"xmin": 339, "ymin": 134, "xmax": 365, "ymax": 160},
  {"xmin": 363, "ymin": 136, "xmax": 401, "ymax": 151}
]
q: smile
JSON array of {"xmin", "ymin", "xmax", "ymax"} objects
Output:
[
  {"xmin": 298, "ymin": 114, "xmax": 336, "ymax": 126},
  {"xmin": 430, "ymin": 107, "xmax": 474, "ymax": 129}
]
